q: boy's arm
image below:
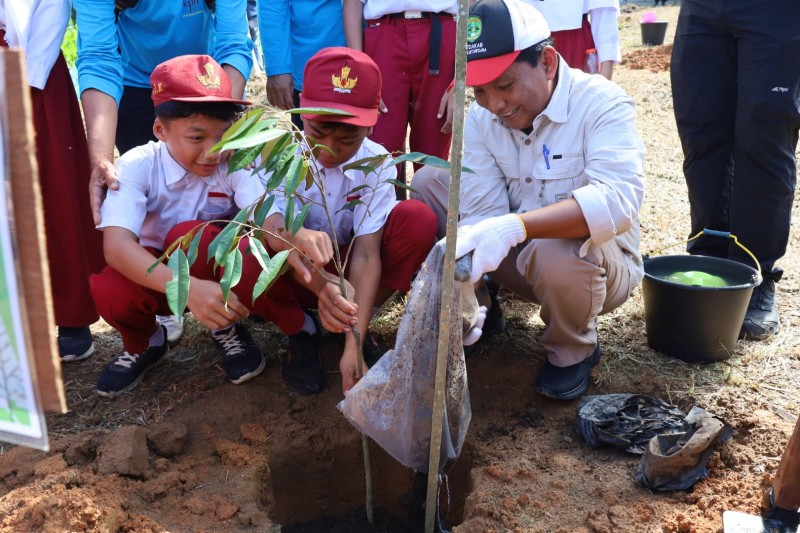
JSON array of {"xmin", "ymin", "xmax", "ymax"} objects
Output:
[
  {"xmin": 103, "ymin": 226, "xmax": 250, "ymax": 330},
  {"xmin": 261, "ymin": 213, "xmax": 358, "ymax": 332},
  {"xmin": 339, "ymin": 229, "xmax": 382, "ymax": 394}
]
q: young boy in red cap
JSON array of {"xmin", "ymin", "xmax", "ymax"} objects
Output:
[
  {"xmin": 90, "ymin": 54, "xmax": 323, "ymax": 399},
  {"xmin": 263, "ymin": 46, "xmax": 438, "ymax": 396}
]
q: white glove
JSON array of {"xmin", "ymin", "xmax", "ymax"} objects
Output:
[
  {"xmin": 455, "ymin": 214, "xmax": 527, "ymax": 283},
  {"xmin": 463, "ymin": 305, "xmax": 487, "ymax": 346}
]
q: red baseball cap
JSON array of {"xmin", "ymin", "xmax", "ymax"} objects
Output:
[
  {"xmin": 299, "ymin": 47, "xmax": 381, "ymax": 127},
  {"xmin": 466, "ymin": 0, "xmax": 551, "ymax": 86},
  {"xmin": 150, "ymin": 54, "xmax": 251, "ymax": 107}
]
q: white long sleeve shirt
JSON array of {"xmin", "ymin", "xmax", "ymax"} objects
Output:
[
  {"xmin": 524, "ymin": 0, "xmax": 621, "ymax": 63},
  {"xmin": 460, "ymin": 57, "xmax": 645, "ymax": 279}
]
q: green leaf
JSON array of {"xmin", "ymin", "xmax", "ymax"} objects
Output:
[
  {"xmin": 147, "ymin": 253, "xmax": 167, "ymax": 275},
  {"xmin": 342, "ymin": 154, "xmax": 390, "ymax": 172},
  {"xmin": 210, "ymin": 108, "xmax": 265, "ymax": 153},
  {"xmin": 265, "ymin": 144, "xmax": 300, "ymax": 191},
  {"xmin": 284, "ymin": 196, "xmax": 295, "ymax": 236},
  {"xmin": 228, "ymin": 142, "xmax": 266, "ymax": 173},
  {"xmin": 208, "ymin": 209, "xmax": 247, "ymax": 266},
  {"xmin": 248, "ymin": 237, "xmax": 272, "ymax": 271},
  {"xmin": 219, "ymin": 248, "xmax": 243, "ymax": 302},
  {"xmin": 287, "ymin": 107, "xmax": 355, "ymax": 116},
  {"xmin": 216, "ymin": 128, "xmax": 286, "ymax": 152},
  {"xmin": 283, "ymin": 157, "xmax": 305, "ymax": 197},
  {"xmin": 345, "ymin": 184, "xmax": 370, "ymax": 196},
  {"xmin": 257, "ymin": 132, "xmax": 294, "ymax": 173},
  {"xmin": 292, "ymin": 203, "xmax": 311, "ymax": 234},
  {"xmin": 165, "ymin": 249, "xmax": 190, "ymax": 317},
  {"xmin": 385, "ymin": 178, "xmax": 417, "ymax": 193},
  {"xmin": 186, "ymin": 229, "xmax": 204, "ymax": 266},
  {"xmin": 387, "ymin": 152, "xmax": 475, "ymax": 174},
  {"xmin": 253, "ymin": 195, "xmax": 276, "ymax": 226},
  {"xmin": 336, "ymin": 198, "xmax": 363, "ymax": 213},
  {"xmin": 252, "ymin": 250, "xmax": 290, "ymax": 302}
]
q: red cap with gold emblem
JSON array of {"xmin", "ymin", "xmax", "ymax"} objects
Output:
[
  {"xmin": 150, "ymin": 54, "xmax": 251, "ymax": 107},
  {"xmin": 299, "ymin": 47, "xmax": 382, "ymax": 127}
]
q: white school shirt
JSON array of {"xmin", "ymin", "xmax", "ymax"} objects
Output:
[
  {"xmin": 524, "ymin": 0, "xmax": 621, "ymax": 63},
  {"xmin": 460, "ymin": 57, "xmax": 645, "ymax": 278},
  {"xmin": 99, "ymin": 141, "xmax": 277, "ymax": 250},
  {"xmin": 0, "ymin": 0, "xmax": 70, "ymax": 89},
  {"xmin": 361, "ymin": 0, "xmax": 458, "ymax": 20},
  {"xmin": 281, "ymin": 137, "xmax": 399, "ymax": 246}
]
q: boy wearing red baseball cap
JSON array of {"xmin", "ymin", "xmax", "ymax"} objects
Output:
[
  {"xmin": 261, "ymin": 47, "xmax": 438, "ymax": 395},
  {"xmin": 90, "ymin": 55, "xmax": 316, "ymax": 398}
]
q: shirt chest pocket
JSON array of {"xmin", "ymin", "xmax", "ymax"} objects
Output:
[
  {"xmin": 199, "ymin": 194, "xmax": 237, "ymax": 222},
  {"xmin": 533, "ymin": 152, "xmax": 587, "ymax": 207}
]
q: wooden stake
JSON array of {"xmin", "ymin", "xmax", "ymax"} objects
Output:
[{"xmin": 425, "ymin": 1, "xmax": 469, "ymax": 530}]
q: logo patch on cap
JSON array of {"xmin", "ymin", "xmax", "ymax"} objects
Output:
[
  {"xmin": 196, "ymin": 63, "xmax": 221, "ymax": 90},
  {"xmin": 332, "ymin": 65, "xmax": 358, "ymax": 94},
  {"xmin": 467, "ymin": 16, "xmax": 482, "ymax": 43}
]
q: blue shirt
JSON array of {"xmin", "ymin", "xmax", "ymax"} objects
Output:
[
  {"xmin": 75, "ymin": 0, "xmax": 253, "ymax": 105},
  {"xmin": 258, "ymin": 0, "xmax": 345, "ymax": 91}
]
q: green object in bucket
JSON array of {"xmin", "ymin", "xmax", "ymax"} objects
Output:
[{"xmin": 665, "ymin": 270, "xmax": 729, "ymax": 287}]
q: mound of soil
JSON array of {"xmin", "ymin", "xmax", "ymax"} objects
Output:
[{"xmin": 624, "ymin": 44, "xmax": 673, "ymax": 73}]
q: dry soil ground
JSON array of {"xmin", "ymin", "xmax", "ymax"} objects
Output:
[{"xmin": 2, "ymin": 5, "xmax": 800, "ymax": 532}]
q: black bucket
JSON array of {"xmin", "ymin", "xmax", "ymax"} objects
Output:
[
  {"xmin": 642, "ymin": 255, "xmax": 760, "ymax": 363},
  {"xmin": 641, "ymin": 21, "xmax": 669, "ymax": 46}
]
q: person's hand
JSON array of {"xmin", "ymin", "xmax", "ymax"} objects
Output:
[
  {"xmin": 455, "ymin": 214, "xmax": 527, "ymax": 283},
  {"xmin": 186, "ymin": 278, "xmax": 250, "ymax": 330},
  {"xmin": 437, "ymin": 85, "xmax": 455, "ymax": 134},
  {"xmin": 340, "ymin": 344, "xmax": 360, "ymax": 395},
  {"xmin": 89, "ymin": 158, "xmax": 119, "ymax": 225},
  {"xmin": 379, "ymin": 97, "xmax": 388, "ymax": 115},
  {"xmin": 270, "ymin": 227, "xmax": 334, "ymax": 283},
  {"xmin": 316, "ymin": 277, "xmax": 358, "ymax": 333},
  {"xmin": 463, "ymin": 305, "xmax": 488, "ymax": 346},
  {"xmin": 266, "ymin": 74, "xmax": 295, "ymax": 110}
]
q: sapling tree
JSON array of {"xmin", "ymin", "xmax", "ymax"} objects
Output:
[{"xmin": 148, "ymin": 105, "xmax": 452, "ymax": 522}]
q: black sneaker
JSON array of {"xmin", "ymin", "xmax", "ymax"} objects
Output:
[
  {"xmin": 96, "ymin": 326, "xmax": 169, "ymax": 399},
  {"xmin": 58, "ymin": 326, "xmax": 94, "ymax": 362},
  {"xmin": 534, "ymin": 344, "xmax": 601, "ymax": 400},
  {"xmin": 283, "ymin": 331, "xmax": 324, "ymax": 395},
  {"xmin": 464, "ymin": 283, "xmax": 506, "ymax": 357},
  {"xmin": 763, "ymin": 488, "xmax": 800, "ymax": 533},
  {"xmin": 212, "ymin": 324, "xmax": 266, "ymax": 384},
  {"xmin": 740, "ymin": 278, "xmax": 780, "ymax": 340}
]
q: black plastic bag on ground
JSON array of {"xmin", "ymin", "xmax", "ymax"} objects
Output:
[
  {"xmin": 577, "ymin": 394, "xmax": 687, "ymax": 454},
  {"xmin": 635, "ymin": 406, "xmax": 732, "ymax": 491}
]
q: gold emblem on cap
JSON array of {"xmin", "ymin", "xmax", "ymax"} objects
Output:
[
  {"xmin": 152, "ymin": 82, "xmax": 164, "ymax": 95},
  {"xmin": 332, "ymin": 65, "xmax": 358, "ymax": 94},
  {"xmin": 197, "ymin": 62, "xmax": 221, "ymax": 90}
]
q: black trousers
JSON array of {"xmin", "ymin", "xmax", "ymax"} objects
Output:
[
  {"xmin": 116, "ymin": 86, "xmax": 157, "ymax": 155},
  {"xmin": 670, "ymin": 0, "xmax": 800, "ymax": 275}
]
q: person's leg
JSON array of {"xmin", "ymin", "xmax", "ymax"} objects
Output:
[
  {"xmin": 364, "ymin": 17, "xmax": 412, "ymax": 195},
  {"xmin": 30, "ymin": 52, "xmax": 105, "ymax": 360},
  {"xmin": 116, "ymin": 86, "xmax": 157, "ymax": 155},
  {"xmin": 89, "ymin": 262, "xmax": 171, "ymax": 398},
  {"xmin": 727, "ymin": 0, "xmax": 800, "ymax": 273},
  {"xmin": 670, "ymin": 0, "xmax": 736, "ymax": 259},
  {"xmin": 550, "ymin": 19, "xmax": 595, "ymax": 71},
  {"xmin": 89, "ymin": 264, "xmax": 170, "ymax": 355},
  {"xmin": 378, "ymin": 199, "xmax": 438, "ymax": 294},
  {"xmin": 164, "ymin": 221, "xmax": 306, "ymax": 335},
  {"xmin": 409, "ymin": 165, "xmax": 450, "ymax": 239},
  {"xmin": 407, "ymin": 16, "xmax": 456, "ymax": 165},
  {"xmin": 503, "ymin": 238, "xmax": 637, "ymax": 399}
]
